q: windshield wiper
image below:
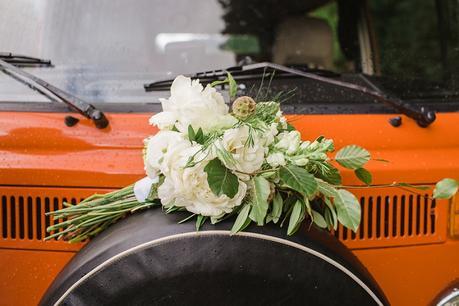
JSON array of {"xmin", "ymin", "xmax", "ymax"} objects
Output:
[
  {"xmin": 145, "ymin": 62, "xmax": 436, "ymax": 127},
  {"xmin": 0, "ymin": 52, "xmax": 52, "ymax": 67},
  {"xmin": 0, "ymin": 58, "xmax": 109, "ymax": 129}
]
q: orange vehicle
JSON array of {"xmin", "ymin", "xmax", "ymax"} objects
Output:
[{"xmin": 1, "ymin": 0, "xmax": 458, "ymax": 305}]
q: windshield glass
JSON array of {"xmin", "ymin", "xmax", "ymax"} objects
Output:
[{"xmin": 0, "ymin": 0, "xmax": 458, "ymax": 103}]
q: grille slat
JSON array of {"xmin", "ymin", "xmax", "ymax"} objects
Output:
[
  {"xmin": 334, "ymin": 188, "xmax": 448, "ymax": 249},
  {"xmin": 0, "ymin": 187, "xmax": 110, "ymax": 251},
  {"xmin": 1, "ymin": 196, "xmax": 6, "ymax": 238}
]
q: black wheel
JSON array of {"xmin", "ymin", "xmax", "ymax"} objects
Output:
[{"xmin": 40, "ymin": 209, "xmax": 388, "ymax": 306}]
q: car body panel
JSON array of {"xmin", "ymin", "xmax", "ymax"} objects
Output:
[{"xmin": 0, "ymin": 110, "xmax": 458, "ymax": 305}]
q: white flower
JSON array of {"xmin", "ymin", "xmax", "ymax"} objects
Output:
[
  {"xmin": 299, "ymin": 141, "xmax": 311, "ymax": 151},
  {"xmin": 275, "ymin": 131, "xmax": 301, "ymax": 155},
  {"xmin": 144, "ymin": 130, "xmax": 186, "ymax": 178},
  {"xmin": 275, "ymin": 110, "xmax": 288, "ymax": 129},
  {"xmin": 266, "ymin": 152, "xmax": 286, "ymax": 167},
  {"xmin": 149, "ymin": 75, "xmax": 236, "ymax": 132},
  {"xmin": 157, "ymin": 145, "xmax": 247, "ymax": 217},
  {"xmin": 220, "ymin": 125, "xmax": 265, "ymax": 174}
]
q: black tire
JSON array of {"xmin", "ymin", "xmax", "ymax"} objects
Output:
[{"xmin": 40, "ymin": 209, "xmax": 388, "ymax": 306}]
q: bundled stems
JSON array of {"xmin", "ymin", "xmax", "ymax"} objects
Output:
[{"xmin": 45, "ymin": 185, "xmax": 158, "ymax": 243}]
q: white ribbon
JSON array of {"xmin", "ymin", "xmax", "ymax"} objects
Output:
[{"xmin": 134, "ymin": 176, "xmax": 159, "ymax": 203}]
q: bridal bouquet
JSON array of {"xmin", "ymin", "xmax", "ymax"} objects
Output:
[{"xmin": 46, "ymin": 74, "xmax": 458, "ymax": 243}]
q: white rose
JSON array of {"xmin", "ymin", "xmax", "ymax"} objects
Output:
[
  {"xmin": 220, "ymin": 125, "xmax": 265, "ymax": 174},
  {"xmin": 144, "ymin": 130, "xmax": 186, "ymax": 178},
  {"xmin": 157, "ymin": 145, "xmax": 247, "ymax": 217},
  {"xmin": 266, "ymin": 152, "xmax": 286, "ymax": 167},
  {"xmin": 149, "ymin": 75, "xmax": 236, "ymax": 132},
  {"xmin": 275, "ymin": 131, "xmax": 301, "ymax": 155}
]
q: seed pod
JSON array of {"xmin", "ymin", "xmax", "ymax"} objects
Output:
[{"xmin": 232, "ymin": 96, "xmax": 256, "ymax": 119}]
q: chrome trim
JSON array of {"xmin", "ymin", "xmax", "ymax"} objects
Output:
[{"xmin": 437, "ymin": 288, "xmax": 459, "ymax": 306}]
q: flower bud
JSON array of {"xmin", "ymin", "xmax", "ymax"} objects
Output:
[
  {"xmin": 232, "ymin": 96, "xmax": 256, "ymax": 119},
  {"xmin": 293, "ymin": 157, "xmax": 309, "ymax": 166}
]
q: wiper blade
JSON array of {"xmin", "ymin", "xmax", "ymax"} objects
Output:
[
  {"xmin": 0, "ymin": 52, "xmax": 52, "ymax": 67},
  {"xmin": 145, "ymin": 62, "xmax": 435, "ymax": 127},
  {"xmin": 0, "ymin": 58, "xmax": 109, "ymax": 129},
  {"xmin": 145, "ymin": 63, "xmax": 338, "ymax": 91}
]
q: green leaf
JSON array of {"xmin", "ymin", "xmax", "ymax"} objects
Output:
[
  {"xmin": 280, "ymin": 165, "xmax": 318, "ymax": 196},
  {"xmin": 316, "ymin": 165, "xmax": 342, "ymax": 185},
  {"xmin": 335, "ymin": 145, "xmax": 370, "ymax": 169},
  {"xmin": 227, "ymin": 72, "xmax": 238, "ymax": 98},
  {"xmin": 287, "ymin": 200, "xmax": 305, "ymax": 236},
  {"xmin": 355, "ymin": 168, "xmax": 372, "ymax": 185},
  {"xmin": 231, "ymin": 205, "xmax": 251, "ymax": 234},
  {"xmin": 271, "ymin": 192, "xmax": 283, "ymax": 224},
  {"xmin": 324, "ymin": 208, "xmax": 333, "ymax": 230},
  {"xmin": 316, "ymin": 179, "xmax": 338, "ymax": 197},
  {"xmin": 249, "ymin": 176, "xmax": 271, "ymax": 225},
  {"xmin": 195, "ymin": 128, "xmax": 204, "ymax": 144},
  {"xmin": 324, "ymin": 197, "xmax": 338, "ymax": 230},
  {"xmin": 195, "ymin": 215, "xmax": 207, "ymax": 231},
  {"xmin": 433, "ymin": 178, "xmax": 459, "ymax": 199},
  {"xmin": 204, "ymin": 158, "xmax": 239, "ymax": 198},
  {"xmin": 312, "ymin": 210, "xmax": 327, "ymax": 229},
  {"xmin": 187, "ymin": 125, "xmax": 196, "ymax": 142},
  {"xmin": 303, "ymin": 197, "xmax": 312, "ymax": 219},
  {"xmin": 334, "ymin": 190, "xmax": 361, "ymax": 232}
]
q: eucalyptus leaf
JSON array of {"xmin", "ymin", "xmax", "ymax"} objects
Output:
[
  {"xmin": 312, "ymin": 210, "xmax": 327, "ymax": 229},
  {"xmin": 287, "ymin": 200, "xmax": 305, "ymax": 236},
  {"xmin": 271, "ymin": 192, "xmax": 283, "ymax": 223},
  {"xmin": 433, "ymin": 178, "xmax": 459, "ymax": 199},
  {"xmin": 335, "ymin": 145, "xmax": 370, "ymax": 169},
  {"xmin": 280, "ymin": 165, "xmax": 317, "ymax": 196},
  {"xmin": 249, "ymin": 176, "xmax": 271, "ymax": 225},
  {"xmin": 204, "ymin": 158, "xmax": 239, "ymax": 198},
  {"xmin": 334, "ymin": 189, "xmax": 361, "ymax": 232},
  {"xmin": 231, "ymin": 205, "xmax": 251, "ymax": 234},
  {"xmin": 355, "ymin": 168, "xmax": 372, "ymax": 185}
]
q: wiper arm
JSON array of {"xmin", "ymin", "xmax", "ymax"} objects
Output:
[
  {"xmin": 0, "ymin": 58, "xmax": 109, "ymax": 129},
  {"xmin": 0, "ymin": 52, "xmax": 52, "ymax": 67},
  {"xmin": 145, "ymin": 62, "xmax": 435, "ymax": 127}
]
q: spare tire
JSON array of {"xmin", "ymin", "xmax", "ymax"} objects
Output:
[{"xmin": 40, "ymin": 209, "xmax": 388, "ymax": 306}]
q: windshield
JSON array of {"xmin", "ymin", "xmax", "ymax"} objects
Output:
[{"xmin": 0, "ymin": 0, "xmax": 458, "ymax": 103}]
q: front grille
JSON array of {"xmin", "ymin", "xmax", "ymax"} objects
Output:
[
  {"xmin": 0, "ymin": 186, "xmax": 449, "ymax": 251},
  {"xmin": 0, "ymin": 186, "xmax": 110, "ymax": 251},
  {"xmin": 335, "ymin": 187, "xmax": 448, "ymax": 249}
]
